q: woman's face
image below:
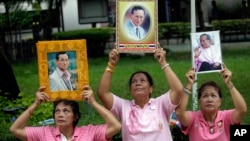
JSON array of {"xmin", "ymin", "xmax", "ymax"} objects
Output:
[
  {"xmin": 130, "ymin": 73, "xmax": 153, "ymax": 99},
  {"xmin": 199, "ymin": 86, "xmax": 221, "ymax": 113},
  {"xmin": 54, "ymin": 102, "xmax": 75, "ymax": 128}
]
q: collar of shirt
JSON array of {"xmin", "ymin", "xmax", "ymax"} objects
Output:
[
  {"xmin": 54, "ymin": 126, "xmax": 80, "ymax": 140},
  {"xmin": 131, "ymin": 98, "xmax": 153, "ymax": 108},
  {"xmin": 56, "ymin": 67, "xmax": 71, "ymax": 78},
  {"xmin": 197, "ymin": 110, "xmax": 221, "ymax": 127}
]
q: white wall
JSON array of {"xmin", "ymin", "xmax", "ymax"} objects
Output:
[{"xmin": 62, "ymin": 0, "xmax": 91, "ymax": 31}]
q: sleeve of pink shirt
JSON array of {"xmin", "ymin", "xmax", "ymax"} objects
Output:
[
  {"xmin": 84, "ymin": 124, "xmax": 109, "ymax": 141},
  {"xmin": 25, "ymin": 126, "xmax": 51, "ymax": 141},
  {"xmin": 110, "ymin": 94, "xmax": 128, "ymax": 119},
  {"xmin": 158, "ymin": 91, "xmax": 178, "ymax": 120}
]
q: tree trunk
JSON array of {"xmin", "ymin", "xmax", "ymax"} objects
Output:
[
  {"xmin": 42, "ymin": 0, "xmax": 54, "ymax": 40},
  {"xmin": 42, "ymin": 0, "xmax": 62, "ymax": 40}
]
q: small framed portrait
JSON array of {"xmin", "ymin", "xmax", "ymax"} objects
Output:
[
  {"xmin": 191, "ymin": 31, "xmax": 223, "ymax": 74},
  {"xmin": 116, "ymin": 0, "xmax": 158, "ymax": 53},
  {"xmin": 36, "ymin": 39, "xmax": 89, "ymax": 101}
]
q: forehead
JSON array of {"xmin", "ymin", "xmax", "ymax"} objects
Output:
[
  {"xmin": 132, "ymin": 73, "xmax": 147, "ymax": 79},
  {"xmin": 59, "ymin": 54, "xmax": 68, "ymax": 58},
  {"xmin": 133, "ymin": 9, "xmax": 144, "ymax": 14},
  {"xmin": 200, "ymin": 35, "xmax": 207, "ymax": 40},
  {"xmin": 201, "ymin": 85, "xmax": 219, "ymax": 93},
  {"xmin": 56, "ymin": 102, "xmax": 72, "ymax": 109},
  {"xmin": 57, "ymin": 54, "xmax": 69, "ymax": 60}
]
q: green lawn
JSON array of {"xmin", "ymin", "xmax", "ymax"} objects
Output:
[{"xmin": 12, "ymin": 48, "xmax": 250, "ymax": 125}]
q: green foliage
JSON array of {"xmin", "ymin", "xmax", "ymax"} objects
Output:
[
  {"xmin": 0, "ymin": 10, "xmax": 40, "ymax": 29},
  {"xmin": 0, "ymin": 94, "xmax": 53, "ymax": 126},
  {"xmin": 158, "ymin": 22, "xmax": 190, "ymax": 40},
  {"xmin": 212, "ymin": 19, "xmax": 250, "ymax": 32},
  {"xmin": 0, "ymin": 122, "xmax": 18, "ymax": 141},
  {"xmin": 53, "ymin": 28, "xmax": 115, "ymax": 58},
  {"xmin": 52, "ymin": 28, "xmax": 114, "ymax": 40}
]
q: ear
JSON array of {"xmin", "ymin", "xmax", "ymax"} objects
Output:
[
  {"xmin": 218, "ymin": 99, "xmax": 222, "ymax": 107},
  {"xmin": 150, "ymin": 87, "xmax": 153, "ymax": 93},
  {"xmin": 74, "ymin": 115, "xmax": 79, "ymax": 121}
]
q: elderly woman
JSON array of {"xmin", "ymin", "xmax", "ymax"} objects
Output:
[
  {"xmin": 97, "ymin": 43, "xmax": 184, "ymax": 141},
  {"xmin": 10, "ymin": 85, "xmax": 121, "ymax": 141},
  {"xmin": 175, "ymin": 64, "xmax": 247, "ymax": 141}
]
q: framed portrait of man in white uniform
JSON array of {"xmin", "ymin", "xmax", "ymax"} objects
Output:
[{"xmin": 191, "ymin": 31, "xmax": 223, "ymax": 74}]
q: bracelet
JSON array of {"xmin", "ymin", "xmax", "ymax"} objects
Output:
[
  {"xmin": 106, "ymin": 67, "xmax": 114, "ymax": 73},
  {"xmin": 184, "ymin": 87, "xmax": 192, "ymax": 95},
  {"xmin": 108, "ymin": 62, "xmax": 116, "ymax": 69},
  {"xmin": 161, "ymin": 63, "xmax": 170, "ymax": 69}
]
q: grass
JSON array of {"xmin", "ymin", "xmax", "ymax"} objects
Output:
[{"xmin": 11, "ymin": 48, "xmax": 250, "ymax": 125}]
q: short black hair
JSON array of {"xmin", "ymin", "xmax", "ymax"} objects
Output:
[
  {"xmin": 55, "ymin": 52, "xmax": 69, "ymax": 60},
  {"xmin": 131, "ymin": 5, "xmax": 145, "ymax": 15}
]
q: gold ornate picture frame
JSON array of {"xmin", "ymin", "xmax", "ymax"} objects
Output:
[
  {"xmin": 116, "ymin": 0, "xmax": 158, "ymax": 53},
  {"xmin": 36, "ymin": 39, "xmax": 89, "ymax": 101}
]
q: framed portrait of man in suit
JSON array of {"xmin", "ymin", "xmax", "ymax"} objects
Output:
[
  {"xmin": 116, "ymin": 0, "xmax": 158, "ymax": 53},
  {"xmin": 36, "ymin": 39, "xmax": 89, "ymax": 101}
]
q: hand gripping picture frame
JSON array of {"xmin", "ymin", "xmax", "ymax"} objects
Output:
[
  {"xmin": 116, "ymin": 0, "xmax": 158, "ymax": 53},
  {"xmin": 36, "ymin": 39, "xmax": 89, "ymax": 101}
]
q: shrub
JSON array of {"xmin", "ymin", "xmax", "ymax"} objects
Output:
[{"xmin": 52, "ymin": 28, "xmax": 115, "ymax": 58}]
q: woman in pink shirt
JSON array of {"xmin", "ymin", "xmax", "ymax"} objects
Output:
[
  {"xmin": 10, "ymin": 85, "xmax": 121, "ymax": 141},
  {"xmin": 97, "ymin": 43, "xmax": 184, "ymax": 141},
  {"xmin": 175, "ymin": 64, "xmax": 247, "ymax": 141}
]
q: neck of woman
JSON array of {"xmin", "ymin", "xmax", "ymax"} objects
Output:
[
  {"xmin": 203, "ymin": 111, "xmax": 217, "ymax": 124},
  {"xmin": 135, "ymin": 97, "xmax": 150, "ymax": 109},
  {"xmin": 60, "ymin": 126, "xmax": 74, "ymax": 140}
]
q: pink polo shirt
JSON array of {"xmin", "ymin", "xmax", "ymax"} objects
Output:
[
  {"xmin": 182, "ymin": 110, "xmax": 235, "ymax": 141},
  {"xmin": 25, "ymin": 124, "xmax": 108, "ymax": 141},
  {"xmin": 111, "ymin": 91, "xmax": 177, "ymax": 141}
]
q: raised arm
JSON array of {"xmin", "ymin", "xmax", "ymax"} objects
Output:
[
  {"xmin": 221, "ymin": 64, "xmax": 247, "ymax": 124},
  {"xmin": 10, "ymin": 87, "xmax": 49, "ymax": 140},
  {"xmin": 175, "ymin": 68, "xmax": 195, "ymax": 128},
  {"xmin": 97, "ymin": 46, "xmax": 120, "ymax": 110},
  {"xmin": 154, "ymin": 43, "xmax": 184, "ymax": 105},
  {"xmin": 83, "ymin": 85, "xmax": 121, "ymax": 139}
]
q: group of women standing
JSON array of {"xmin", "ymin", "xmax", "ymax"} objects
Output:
[{"xmin": 10, "ymin": 43, "xmax": 247, "ymax": 141}]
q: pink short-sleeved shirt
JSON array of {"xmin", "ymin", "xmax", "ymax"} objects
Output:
[
  {"xmin": 111, "ymin": 91, "xmax": 177, "ymax": 141},
  {"xmin": 183, "ymin": 110, "xmax": 235, "ymax": 141},
  {"xmin": 25, "ymin": 124, "xmax": 108, "ymax": 141}
]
